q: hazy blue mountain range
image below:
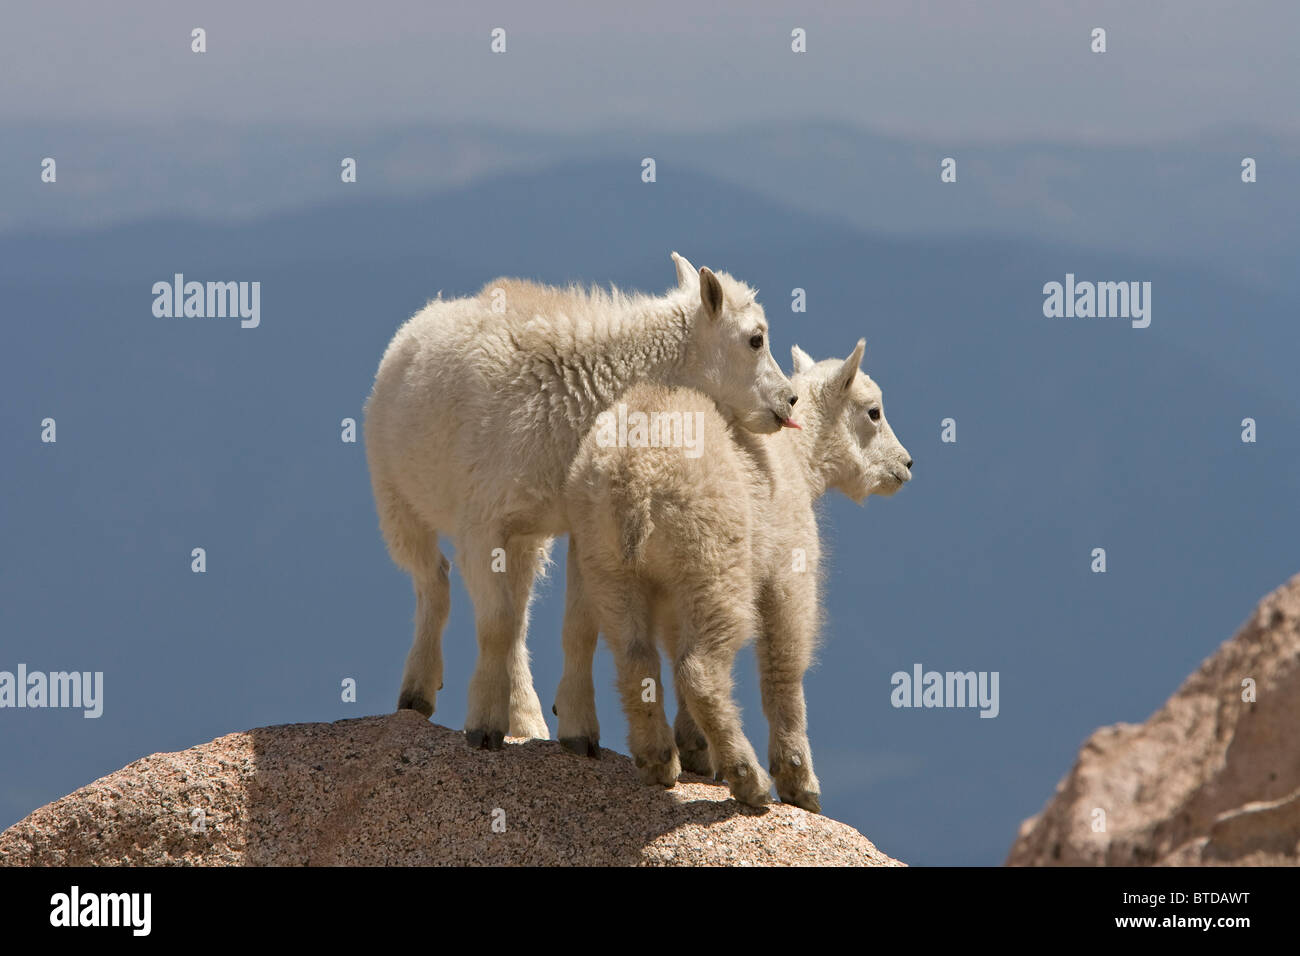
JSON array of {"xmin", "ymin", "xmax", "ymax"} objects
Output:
[
  {"xmin": 2, "ymin": 158, "xmax": 1296, "ymax": 865},
  {"xmin": 5, "ymin": 120, "xmax": 1297, "ymax": 294}
]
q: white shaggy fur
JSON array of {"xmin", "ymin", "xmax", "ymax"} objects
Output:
[
  {"xmin": 363, "ymin": 254, "xmax": 797, "ymax": 748},
  {"xmin": 557, "ymin": 341, "xmax": 912, "ymax": 808}
]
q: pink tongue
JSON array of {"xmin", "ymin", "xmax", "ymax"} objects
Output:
[{"xmin": 781, "ymin": 418, "xmax": 802, "ymax": 430}]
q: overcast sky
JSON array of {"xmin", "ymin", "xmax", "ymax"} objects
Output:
[{"xmin": 3, "ymin": 0, "xmax": 1296, "ymax": 142}]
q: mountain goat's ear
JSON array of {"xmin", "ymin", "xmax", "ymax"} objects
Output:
[
  {"xmin": 699, "ymin": 266, "xmax": 724, "ymax": 319},
  {"xmin": 834, "ymin": 339, "xmax": 866, "ymax": 392},
  {"xmin": 671, "ymin": 251, "xmax": 697, "ymax": 289},
  {"xmin": 791, "ymin": 344, "xmax": 816, "ymax": 375}
]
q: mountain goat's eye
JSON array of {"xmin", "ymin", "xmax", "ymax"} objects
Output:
[
  {"xmin": 749, "ymin": 333, "xmax": 764, "ymax": 350},
  {"xmin": 868, "ymin": 407, "xmax": 881, "ymax": 422}
]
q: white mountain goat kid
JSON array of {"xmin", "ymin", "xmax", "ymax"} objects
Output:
[
  {"xmin": 363, "ymin": 254, "xmax": 799, "ymax": 749},
  {"xmin": 558, "ymin": 341, "xmax": 912, "ymax": 808}
]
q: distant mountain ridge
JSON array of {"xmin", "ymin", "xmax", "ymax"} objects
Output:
[{"xmin": 4, "ymin": 120, "xmax": 1297, "ymax": 293}]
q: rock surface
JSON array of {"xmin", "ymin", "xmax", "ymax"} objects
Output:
[
  {"xmin": 1007, "ymin": 572, "xmax": 1300, "ymax": 866},
  {"xmin": 0, "ymin": 711, "xmax": 901, "ymax": 866}
]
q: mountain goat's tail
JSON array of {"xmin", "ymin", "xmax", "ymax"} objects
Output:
[{"xmin": 616, "ymin": 486, "xmax": 654, "ymax": 566}]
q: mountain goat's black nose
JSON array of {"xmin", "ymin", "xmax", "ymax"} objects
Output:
[
  {"xmin": 906, "ymin": 458, "xmax": 914, "ymax": 470},
  {"xmin": 788, "ymin": 395, "xmax": 798, "ymax": 407}
]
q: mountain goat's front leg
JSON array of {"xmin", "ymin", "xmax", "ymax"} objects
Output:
[
  {"xmin": 755, "ymin": 579, "xmax": 821, "ymax": 813},
  {"xmin": 555, "ymin": 536, "xmax": 601, "ymax": 758},
  {"xmin": 458, "ymin": 533, "xmax": 551, "ymax": 749}
]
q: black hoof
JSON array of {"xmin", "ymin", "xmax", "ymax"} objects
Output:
[
  {"xmin": 675, "ymin": 732, "xmax": 711, "ymax": 776},
  {"xmin": 678, "ymin": 749, "xmax": 712, "ymax": 776},
  {"xmin": 780, "ymin": 790, "xmax": 822, "ymax": 814},
  {"xmin": 560, "ymin": 736, "xmax": 601, "ymax": 759},
  {"xmin": 397, "ymin": 692, "xmax": 434, "ymax": 718},
  {"xmin": 465, "ymin": 728, "xmax": 505, "ymax": 751}
]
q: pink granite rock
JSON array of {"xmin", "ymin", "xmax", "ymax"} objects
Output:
[
  {"xmin": 1007, "ymin": 573, "xmax": 1300, "ymax": 866},
  {"xmin": 0, "ymin": 710, "xmax": 901, "ymax": 867}
]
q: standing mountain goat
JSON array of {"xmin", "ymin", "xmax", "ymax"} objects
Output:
[
  {"xmin": 363, "ymin": 254, "xmax": 798, "ymax": 749},
  {"xmin": 558, "ymin": 341, "xmax": 912, "ymax": 809}
]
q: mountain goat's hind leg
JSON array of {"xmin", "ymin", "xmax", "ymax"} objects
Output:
[
  {"xmin": 374, "ymin": 475, "xmax": 448, "ymax": 719},
  {"xmin": 664, "ymin": 613, "xmax": 713, "ymax": 776},
  {"xmin": 396, "ymin": 550, "xmax": 451, "ymax": 717},
  {"xmin": 672, "ymin": 698, "xmax": 714, "ymax": 777},
  {"xmin": 601, "ymin": 584, "xmax": 679, "ymax": 787},
  {"xmin": 675, "ymin": 588, "xmax": 771, "ymax": 807},
  {"xmin": 505, "ymin": 537, "xmax": 552, "ymax": 740},
  {"xmin": 555, "ymin": 537, "xmax": 601, "ymax": 757}
]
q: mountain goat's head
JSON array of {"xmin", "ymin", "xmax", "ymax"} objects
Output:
[
  {"xmin": 791, "ymin": 339, "xmax": 913, "ymax": 503},
  {"xmin": 673, "ymin": 252, "xmax": 798, "ymax": 435}
]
